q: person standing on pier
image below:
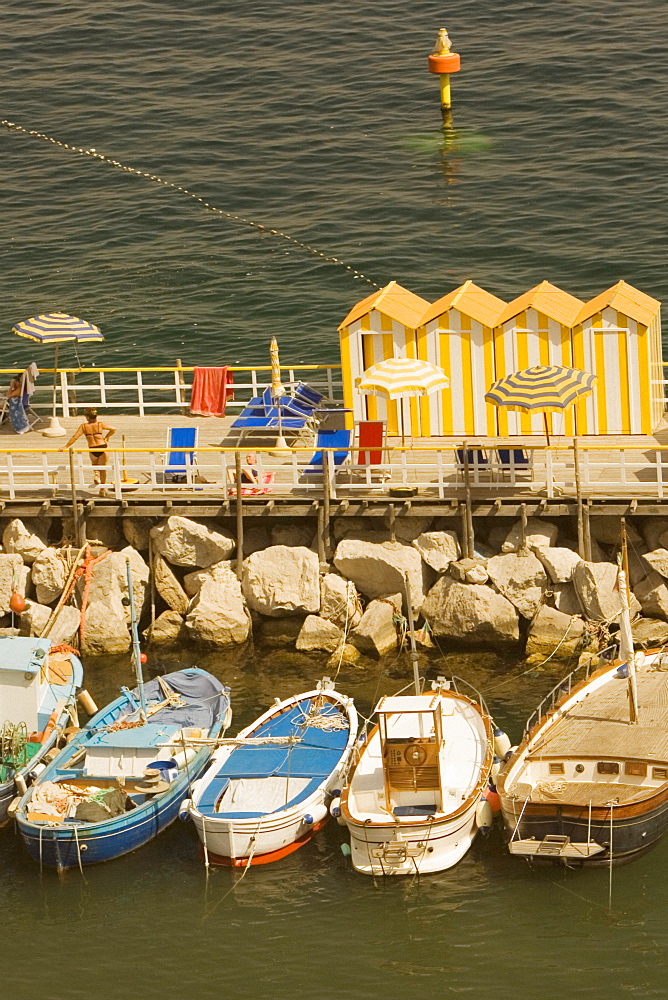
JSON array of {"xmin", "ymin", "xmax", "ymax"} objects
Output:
[{"xmin": 60, "ymin": 407, "xmax": 116, "ymax": 488}]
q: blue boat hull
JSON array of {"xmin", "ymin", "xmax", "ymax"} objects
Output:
[{"xmin": 18, "ymin": 758, "xmax": 210, "ymax": 868}]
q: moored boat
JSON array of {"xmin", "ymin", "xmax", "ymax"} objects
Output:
[
  {"xmin": 15, "ymin": 667, "xmax": 232, "ymax": 869},
  {"xmin": 0, "ymin": 636, "xmax": 83, "ymax": 825},
  {"xmin": 185, "ymin": 678, "xmax": 358, "ymax": 866},
  {"xmin": 339, "ymin": 677, "xmax": 495, "ymax": 876},
  {"xmin": 498, "ymin": 560, "xmax": 668, "ymax": 865}
]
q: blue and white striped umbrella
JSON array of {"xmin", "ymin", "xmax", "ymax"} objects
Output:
[
  {"xmin": 12, "ymin": 312, "xmax": 103, "ymax": 344},
  {"xmin": 11, "ymin": 313, "xmax": 104, "ymax": 433}
]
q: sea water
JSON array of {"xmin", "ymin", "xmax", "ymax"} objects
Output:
[{"xmin": 2, "ymin": 2, "xmax": 668, "ymax": 997}]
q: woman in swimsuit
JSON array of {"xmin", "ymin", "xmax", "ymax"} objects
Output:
[{"xmin": 60, "ymin": 407, "xmax": 116, "ymax": 486}]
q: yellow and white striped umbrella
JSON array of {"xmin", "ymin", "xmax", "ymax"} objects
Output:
[
  {"xmin": 269, "ymin": 336, "xmax": 284, "ymax": 398},
  {"xmin": 356, "ymin": 357, "xmax": 449, "ymax": 398}
]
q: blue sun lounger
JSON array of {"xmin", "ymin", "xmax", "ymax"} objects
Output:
[{"xmin": 164, "ymin": 427, "xmax": 198, "ymax": 483}]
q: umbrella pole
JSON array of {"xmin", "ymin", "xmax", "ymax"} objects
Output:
[
  {"xmin": 543, "ymin": 411, "xmax": 551, "ymax": 447},
  {"xmin": 42, "ymin": 344, "xmax": 66, "ymax": 437}
]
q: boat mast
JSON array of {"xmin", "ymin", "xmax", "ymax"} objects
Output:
[
  {"xmin": 404, "ymin": 572, "xmax": 421, "ymax": 695},
  {"xmin": 126, "ymin": 559, "xmax": 147, "ymax": 722},
  {"xmin": 618, "ymin": 522, "xmax": 639, "ymax": 724}
]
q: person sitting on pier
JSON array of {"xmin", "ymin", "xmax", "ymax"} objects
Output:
[
  {"xmin": 60, "ymin": 408, "xmax": 116, "ymax": 487},
  {"xmin": 227, "ymin": 452, "xmax": 260, "ymax": 487}
]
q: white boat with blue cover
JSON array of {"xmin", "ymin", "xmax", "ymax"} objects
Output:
[
  {"xmin": 185, "ymin": 679, "xmax": 358, "ymax": 866},
  {"xmin": 0, "ymin": 636, "xmax": 83, "ymax": 825},
  {"xmin": 15, "ymin": 667, "xmax": 231, "ymax": 869}
]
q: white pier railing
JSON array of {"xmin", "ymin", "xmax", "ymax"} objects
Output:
[
  {"xmin": 0, "ymin": 441, "xmax": 667, "ymax": 502},
  {"xmin": 0, "ymin": 364, "xmax": 343, "ymax": 418}
]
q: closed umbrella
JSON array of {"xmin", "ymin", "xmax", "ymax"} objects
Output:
[
  {"xmin": 484, "ymin": 365, "xmax": 596, "ymax": 445},
  {"xmin": 12, "ymin": 312, "xmax": 103, "ymax": 437},
  {"xmin": 269, "ymin": 335, "xmax": 288, "ymax": 450},
  {"xmin": 356, "ymin": 356, "xmax": 449, "ymax": 445}
]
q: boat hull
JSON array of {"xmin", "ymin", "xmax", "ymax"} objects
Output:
[
  {"xmin": 345, "ymin": 805, "xmax": 480, "ymax": 875},
  {"xmin": 500, "ymin": 790, "xmax": 668, "ymax": 865},
  {"xmin": 195, "ymin": 815, "xmax": 329, "ymax": 867}
]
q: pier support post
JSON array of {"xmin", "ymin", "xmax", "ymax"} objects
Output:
[
  {"xmin": 235, "ymin": 451, "xmax": 244, "ymax": 580},
  {"xmin": 322, "ymin": 450, "xmax": 332, "ymax": 561},
  {"xmin": 519, "ymin": 503, "xmax": 528, "ymax": 552},
  {"xmin": 388, "ymin": 503, "xmax": 396, "ymax": 542},
  {"xmin": 583, "ymin": 501, "xmax": 592, "ymax": 562},
  {"xmin": 317, "ymin": 503, "xmax": 327, "ymax": 571},
  {"xmin": 68, "ymin": 449, "xmax": 83, "ymax": 547},
  {"xmin": 176, "ymin": 358, "xmax": 187, "ymax": 415},
  {"xmin": 461, "ymin": 443, "xmax": 475, "ymax": 558}
]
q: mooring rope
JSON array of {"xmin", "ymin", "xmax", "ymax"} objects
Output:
[{"xmin": 1, "ymin": 119, "xmax": 379, "ymax": 288}]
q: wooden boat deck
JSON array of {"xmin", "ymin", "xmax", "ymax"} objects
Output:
[{"xmin": 528, "ymin": 666, "xmax": 668, "ymax": 762}]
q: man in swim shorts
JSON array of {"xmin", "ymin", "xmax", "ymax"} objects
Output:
[{"xmin": 60, "ymin": 407, "xmax": 116, "ymax": 487}]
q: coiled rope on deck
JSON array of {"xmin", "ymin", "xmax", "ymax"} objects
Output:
[{"xmin": 1, "ymin": 119, "xmax": 379, "ymax": 287}]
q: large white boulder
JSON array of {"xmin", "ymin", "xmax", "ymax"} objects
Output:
[
  {"xmin": 150, "ymin": 516, "xmax": 235, "ymax": 568},
  {"xmin": 632, "ymin": 616, "xmax": 668, "ymax": 645},
  {"xmin": 121, "ymin": 517, "xmax": 151, "ymax": 552},
  {"xmin": 19, "ymin": 601, "xmax": 81, "ymax": 644},
  {"xmin": 295, "ymin": 615, "xmax": 343, "ymax": 653},
  {"xmin": 389, "ymin": 516, "xmax": 433, "ymax": 543},
  {"xmin": 153, "ymin": 554, "xmax": 189, "ymax": 614},
  {"xmin": 31, "ymin": 547, "xmax": 67, "ymax": 605},
  {"xmin": 640, "ymin": 548, "xmax": 668, "ymax": 579},
  {"xmin": 502, "ymin": 518, "xmax": 558, "ymax": 553},
  {"xmin": 144, "ymin": 610, "xmax": 188, "ymax": 645},
  {"xmin": 536, "ymin": 547, "xmax": 583, "ymax": 584},
  {"xmin": 0, "ymin": 554, "xmax": 29, "ymax": 613},
  {"xmin": 634, "ymin": 571, "xmax": 668, "ymax": 623},
  {"xmin": 412, "ymin": 531, "xmax": 460, "ymax": 574},
  {"xmin": 422, "ymin": 577, "xmax": 519, "ymax": 646},
  {"xmin": 79, "ymin": 546, "xmax": 149, "ymax": 624},
  {"xmin": 80, "ymin": 597, "xmax": 131, "ymax": 656},
  {"xmin": 186, "ymin": 571, "xmax": 250, "ymax": 646},
  {"xmin": 184, "ymin": 560, "xmax": 235, "ymax": 597},
  {"xmin": 333, "ymin": 539, "xmax": 426, "ymax": 613},
  {"xmin": 525, "ymin": 606, "xmax": 588, "ymax": 663},
  {"xmin": 270, "ymin": 523, "xmax": 315, "ymax": 548},
  {"xmin": 550, "ymin": 582, "xmax": 582, "ymax": 616},
  {"xmin": 349, "ymin": 598, "xmax": 399, "ymax": 657},
  {"xmin": 486, "ymin": 550, "xmax": 548, "ymax": 619},
  {"xmin": 319, "ymin": 573, "xmax": 362, "ymax": 629},
  {"xmin": 242, "ymin": 545, "xmax": 320, "ymax": 618},
  {"xmin": 574, "ymin": 561, "xmax": 640, "ymax": 622},
  {"xmin": 3, "ymin": 519, "xmax": 47, "ymax": 565}
]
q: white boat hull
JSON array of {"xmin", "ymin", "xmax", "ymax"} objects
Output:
[{"xmin": 346, "ymin": 803, "xmax": 480, "ymax": 875}]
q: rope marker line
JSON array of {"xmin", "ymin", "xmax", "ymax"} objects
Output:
[{"xmin": 2, "ymin": 119, "xmax": 379, "ymax": 288}]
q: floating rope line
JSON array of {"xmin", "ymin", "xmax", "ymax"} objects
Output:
[{"xmin": 2, "ymin": 119, "xmax": 379, "ymax": 287}]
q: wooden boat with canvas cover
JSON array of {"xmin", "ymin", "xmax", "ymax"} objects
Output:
[
  {"xmin": 0, "ymin": 636, "xmax": 84, "ymax": 825},
  {"xmin": 339, "ymin": 677, "xmax": 495, "ymax": 876},
  {"xmin": 184, "ymin": 679, "xmax": 357, "ymax": 866},
  {"xmin": 498, "ymin": 558, "xmax": 668, "ymax": 865}
]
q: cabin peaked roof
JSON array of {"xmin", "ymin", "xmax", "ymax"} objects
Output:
[
  {"xmin": 498, "ymin": 280, "xmax": 584, "ymax": 327},
  {"xmin": 575, "ymin": 280, "xmax": 661, "ymax": 327},
  {"xmin": 420, "ymin": 280, "xmax": 507, "ymax": 328},
  {"xmin": 338, "ymin": 281, "xmax": 431, "ymax": 331}
]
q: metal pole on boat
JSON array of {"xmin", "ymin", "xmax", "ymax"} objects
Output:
[
  {"xmin": 126, "ymin": 558, "xmax": 147, "ymax": 722},
  {"xmin": 235, "ymin": 451, "xmax": 244, "ymax": 581},
  {"xmin": 404, "ymin": 572, "xmax": 421, "ymax": 695},
  {"xmin": 618, "ymin": 522, "xmax": 639, "ymax": 724}
]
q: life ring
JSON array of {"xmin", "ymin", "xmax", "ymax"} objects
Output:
[{"xmin": 404, "ymin": 744, "xmax": 428, "ymax": 767}]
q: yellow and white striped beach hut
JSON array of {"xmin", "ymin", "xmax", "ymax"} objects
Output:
[
  {"xmin": 572, "ymin": 281, "xmax": 662, "ymax": 434},
  {"xmin": 418, "ymin": 280, "xmax": 506, "ymax": 436},
  {"xmin": 338, "ymin": 281, "xmax": 430, "ymax": 435},
  {"xmin": 493, "ymin": 281, "xmax": 584, "ymax": 438}
]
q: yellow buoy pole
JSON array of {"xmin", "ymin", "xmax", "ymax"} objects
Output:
[{"xmin": 428, "ymin": 27, "xmax": 461, "ymax": 118}]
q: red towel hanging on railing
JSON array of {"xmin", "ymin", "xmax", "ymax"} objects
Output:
[{"xmin": 190, "ymin": 366, "xmax": 234, "ymax": 417}]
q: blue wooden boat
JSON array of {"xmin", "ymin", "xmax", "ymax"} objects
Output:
[
  {"xmin": 0, "ymin": 636, "xmax": 83, "ymax": 826},
  {"xmin": 15, "ymin": 667, "xmax": 231, "ymax": 869},
  {"xmin": 186, "ymin": 679, "xmax": 357, "ymax": 866}
]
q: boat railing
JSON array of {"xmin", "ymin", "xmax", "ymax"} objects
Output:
[
  {"xmin": 0, "ymin": 364, "xmax": 343, "ymax": 417},
  {"xmin": 448, "ymin": 675, "xmax": 490, "ymax": 717},
  {"xmin": 522, "ymin": 643, "xmax": 618, "ymax": 739}
]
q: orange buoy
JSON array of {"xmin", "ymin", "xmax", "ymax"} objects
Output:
[
  {"xmin": 9, "ymin": 592, "xmax": 26, "ymax": 614},
  {"xmin": 427, "ymin": 28, "xmax": 461, "ymax": 111},
  {"xmin": 485, "ymin": 787, "xmax": 502, "ymax": 813}
]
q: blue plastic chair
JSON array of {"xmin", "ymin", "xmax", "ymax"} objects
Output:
[
  {"xmin": 302, "ymin": 428, "xmax": 352, "ymax": 477},
  {"xmin": 164, "ymin": 427, "xmax": 198, "ymax": 483}
]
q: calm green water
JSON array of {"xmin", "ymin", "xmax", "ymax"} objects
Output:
[{"xmin": 3, "ymin": 1, "xmax": 668, "ymax": 996}]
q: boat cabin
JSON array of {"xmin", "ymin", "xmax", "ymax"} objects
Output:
[
  {"xmin": 377, "ymin": 694, "xmax": 447, "ymax": 817},
  {"xmin": 83, "ymin": 724, "xmax": 182, "ymax": 778},
  {"xmin": 0, "ymin": 637, "xmax": 80, "ymax": 734}
]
